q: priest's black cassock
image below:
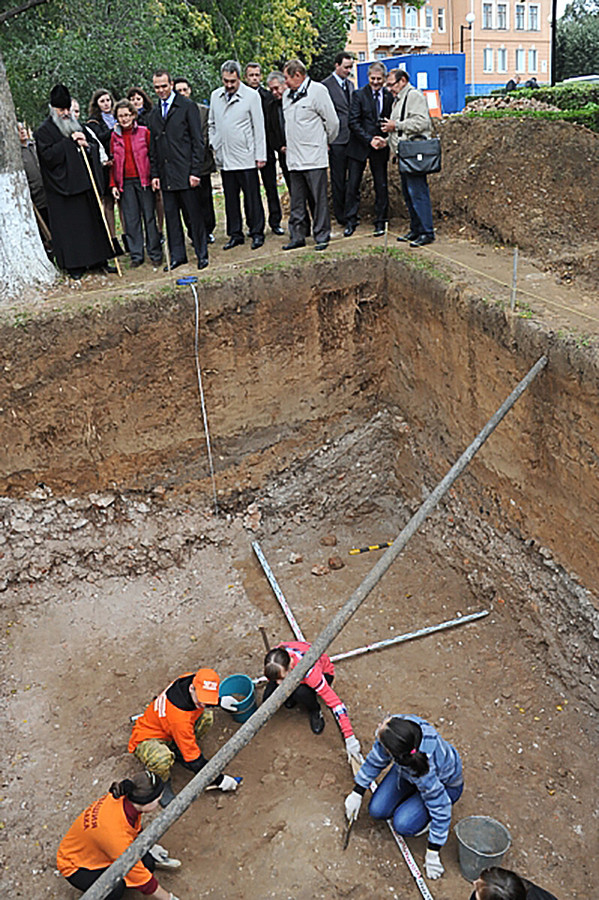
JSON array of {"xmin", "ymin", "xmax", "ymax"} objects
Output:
[{"xmin": 35, "ymin": 119, "xmax": 114, "ymax": 273}]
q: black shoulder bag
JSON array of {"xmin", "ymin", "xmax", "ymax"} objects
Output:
[{"xmin": 398, "ymin": 91, "xmax": 441, "ymax": 175}]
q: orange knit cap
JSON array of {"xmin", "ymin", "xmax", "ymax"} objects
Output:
[{"xmin": 192, "ymin": 667, "xmax": 220, "ymax": 704}]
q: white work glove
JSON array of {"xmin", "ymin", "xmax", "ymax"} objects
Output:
[
  {"xmin": 219, "ymin": 695, "xmax": 239, "ymax": 712},
  {"xmin": 345, "ymin": 735, "xmax": 363, "ymax": 763},
  {"xmin": 424, "ymin": 848, "xmax": 444, "ymax": 879},
  {"xmin": 344, "ymin": 790, "xmax": 363, "ymax": 823},
  {"xmin": 219, "ymin": 774, "xmax": 240, "ymax": 792}
]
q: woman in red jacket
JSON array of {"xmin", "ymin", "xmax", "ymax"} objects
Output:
[
  {"xmin": 263, "ymin": 641, "xmax": 361, "ymax": 761},
  {"xmin": 57, "ymin": 770, "xmax": 181, "ymax": 900},
  {"xmin": 110, "ymin": 99, "xmax": 162, "ymax": 268}
]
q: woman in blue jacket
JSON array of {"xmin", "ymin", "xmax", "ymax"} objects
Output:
[{"xmin": 344, "ymin": 714, "xmax": 463, "ymax": 880}]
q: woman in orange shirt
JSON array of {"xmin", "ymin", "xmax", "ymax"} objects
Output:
[{"xmin": 57, "ymin": 770, "xmax": 181, "ymax": 899}]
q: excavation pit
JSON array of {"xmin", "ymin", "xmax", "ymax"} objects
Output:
[{"xmin": 0, "ymin": 253, "xmax": 598, "ymax": 899}]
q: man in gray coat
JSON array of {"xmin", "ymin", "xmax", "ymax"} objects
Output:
[
  {"xmin": 381, "ymin": 68, "xmax": 435, "ymax": 247},
  {"xmin": 209, "ymin": 60, "xmax": 267, "ymax": 250},
  {"xmin": 282, "ymin": 58, "xmax": 339, "ymax": 251},
  {"xmin": 322, "ymin": 52, "xmax": 355, "ymax": 227}
]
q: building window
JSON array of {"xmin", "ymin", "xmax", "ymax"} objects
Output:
[
  {"xmin": 497, "ymin": 47, "xmax": 508, "ymax": 71},
  {"xmin": 358, "ymin": 51, "xmax": 366, "ymax": 61},
  {"xmin": 515, "ymin": 4, "xmax": 525, "ymax": 29},
  {"xmin": 355, "ymin": 4, "xmax": 364, "ymax": 30},
  {"xmin": 528, "ymin": 4, "xmax": 539, "ymax": 29},
  {"xmin": 376, "ymin": 52, "xmax": 387, "ymax": 59},
  {"xmin": 425, "ymin": 5, "xmax": 433, "ymax": 27},
  {"xmin": 437, "ymin": 7, "xmax": 446, "ymax": 31},
  {"xmin": 497, "ymin": 3, "xmax": 507, "ymax": 28},
  {"xmin": 374, "ymin": 4, "xmax": 386, "ymax": 26},
  {"xmin": 515, "ymin": 47, "xmax": 525, "ymax": 71},
  {"xmin": 482, "ymin": 2, "xmax": 493, "ymax": 28},
  {"xmin": 528, "ymin": 48, "xmax": 538, "ymax": 71},
  {"xmin": 390, "ymin": 4, "xmax": 402, "ymax": 27},
  {"xmin": 483, "ymin": 47, "xmax": 494, "ymax": 72},
  {"xmin": 405, "ymin": 5, "xmax": 418, "ymax": 26}
]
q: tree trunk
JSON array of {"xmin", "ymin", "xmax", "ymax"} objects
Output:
[{"xmin": 0, "ymin": 50, "xmax": 56, "ymax": 303}]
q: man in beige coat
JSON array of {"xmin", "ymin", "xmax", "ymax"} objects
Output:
[
  {"xmin": 281, "ymin": 58, "xmax": 339, "ymax": 251},
  {"xmin": 209, "ymin": 60, "xmax": 267, "ymax": 250},
  {"xmin": 381, "ymin": 68, "xmax": 435, "ymax": 247}
]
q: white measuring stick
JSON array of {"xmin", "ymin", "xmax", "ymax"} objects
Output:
[
  {"xmin": 330, "ymin": 610, "xmax": 489, "ymax": 662},
  {"xmin": 252, "ymin": 541, "xmax": 306, "ymax": 642}
]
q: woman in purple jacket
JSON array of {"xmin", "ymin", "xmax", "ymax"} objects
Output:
[
  {"xmin": 344, "ymin": 714, "xmax": 463, "ymax": 881},
  {"xmin": 110, "ymin": 99, "xmax": 162, "ymax": 268}
]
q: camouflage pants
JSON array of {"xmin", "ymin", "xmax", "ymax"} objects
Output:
[{"xmin": 133, "ymin": 710, "xmax": 214, "ymax": 779}]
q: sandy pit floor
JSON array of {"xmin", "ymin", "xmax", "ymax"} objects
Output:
[{"xmin": 1, "ymin": 412, "xmax": 597, "ymax": 900}]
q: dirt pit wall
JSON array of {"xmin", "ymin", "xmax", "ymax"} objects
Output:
[{"xmin": 0, "ymin": 260, "xmax": 388, "ymax": 497}]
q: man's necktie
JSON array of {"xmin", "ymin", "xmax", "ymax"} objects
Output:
[
  {"xmin": 162, "ymin": 99, "xmax": 168, "ymax": 118},
  {"xmin": 374, "ymin": 90, "xmax": 381, "ymax": 114},
  {"xmin": 343, "ymin": 80, "xmax": 349, "ymax": 100}
]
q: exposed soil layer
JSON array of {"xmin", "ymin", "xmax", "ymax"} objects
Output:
[{"xmin": 1, "ymin": 255, "xmax": 598, "ymax": 900}]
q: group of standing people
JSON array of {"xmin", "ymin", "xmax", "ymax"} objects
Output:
[{"xmin": 26, "ymin": 54, "xmax": 437, "ymax": 280}]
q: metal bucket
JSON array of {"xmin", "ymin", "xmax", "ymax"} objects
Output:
[{"xmin": 454, "ymin": 816, "xmax": 512, "ymax": 881}]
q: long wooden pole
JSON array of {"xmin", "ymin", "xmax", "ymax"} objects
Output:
[{"xmin": 79, "ymin": 146, "xmax": 122, "ymax": 277}]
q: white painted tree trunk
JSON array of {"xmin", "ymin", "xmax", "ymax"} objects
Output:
[{"xmin": 0, "ymin": 51, "xmax": 56, "ymax": 303}]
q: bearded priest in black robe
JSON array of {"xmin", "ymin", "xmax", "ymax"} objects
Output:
[{"xmin": 35, "ymin": 84, "xmax": 115, "ymax": 278}]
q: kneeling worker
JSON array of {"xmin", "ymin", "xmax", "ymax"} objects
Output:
[
  {"xmin": 57, "ymin": 770, "xmax": 181, "ymax": 899},
  {"xmin": 128, "ymin": 667, "xmax": 241, "ymax": 806},
  {"xmin": 263, "ymin": 640, "xmax": 361, "ymax": 761}
]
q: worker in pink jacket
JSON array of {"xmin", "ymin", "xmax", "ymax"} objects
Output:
[{"xmin": 263, "ymin": 640, "xmax": 361, "ymax": 760}]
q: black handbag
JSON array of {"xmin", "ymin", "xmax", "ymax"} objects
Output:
[
  {"xmin": 397, "ymin": 91, "xmax": 441, "ymax": 175},
  {"xmin": 398, "ymin": 137, "xmax": 441, "ymax": 174}
]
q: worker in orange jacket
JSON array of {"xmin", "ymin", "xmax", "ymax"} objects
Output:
[
  {"xmin": 128, "ymin": 667, "xmax": 241, "ymax": 806},
  {"xmin": 57, "ymin": 770, "xmax": 180, "ymax": 899}
]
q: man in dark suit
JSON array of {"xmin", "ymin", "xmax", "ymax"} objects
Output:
[
  {"xmin": 322, "ymin": 52, "xmax": 355, "ymax": 227},
  {"xmin": 245, "ymin": 62, "xmax": 285, "ymax": 235},
  {"xmin": 344, "ymin": 61, "xmax": 392, "ymax": 237},
  {"xmin": 173, "ymin": 76, "xmax": 216, "ymax": 243},
  {"xmin": 149, "ymin": 68, "xmax": 208, "ymax": 271}
]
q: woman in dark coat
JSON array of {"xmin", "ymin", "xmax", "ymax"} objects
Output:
[{"xmin": 86, "ymin": 88, "xmax": 118, "ymax": 240}]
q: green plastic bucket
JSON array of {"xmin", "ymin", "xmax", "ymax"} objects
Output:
[
  {"xmin": 455, "ymin": 816, "xmax": 512, "ymax": 881},
  {"xmin": 219, "ymin": 674, "xmax": 257, "ymax": 724}
]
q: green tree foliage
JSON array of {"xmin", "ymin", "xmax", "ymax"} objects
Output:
[
  {"xmin": 0, "ymin": 0, "xmax": 350, "ymax": 125},
  {"xmin": 556, "ymin": 0, "xmax": 599, "ymax": 81}
]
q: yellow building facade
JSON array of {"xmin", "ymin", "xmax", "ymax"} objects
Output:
[{"xmin": 345, "ymin": 0, "xmax": 552, "ymax": 93}]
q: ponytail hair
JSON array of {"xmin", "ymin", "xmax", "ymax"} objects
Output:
[
  {"xmin": 379, "ymin": 717, "xmax": 429, "ymax": 777},
  {"xmin": 109, "ymin": 770, "xmax": 164, "ymax": 805},
  {"xmin": 476, "ymin": 868, "xmax": 527, "ymax": 900},
  {"xmin": 264, "ymin": 647, "xmax": 291, "ymax": 681}
]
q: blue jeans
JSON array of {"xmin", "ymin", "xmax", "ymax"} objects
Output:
[
  {"xmin": 368, "ymin": 769, "xmax": 463, "ymax": 835},
  {"xmin": 400, "ymin": 171, "xmax": 434, "ymax": 237}
]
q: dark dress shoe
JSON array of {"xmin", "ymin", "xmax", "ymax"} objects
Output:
[
  {"xmin": 309, "ymin": 708, "xmax": 325, "ymax": 734},
  {"xmin": 314, "ymin": 241, "xmax": 329, "ymax": 251},
  {"xmin": 104, "ymin": 264, "xmax": 117, "ymax": 274},
  {"xmin": 68, "ymin": 269, "xmax": 84, "ymax": 280},
  {"xmin": 282, "ymin": 240, "xmax": 306, "ymax": 250},
  {"xmin": 271, "ymin": 225, "xmax": 285, "ymax": 235},
  {"xmin": 197, "ymin": 258, "xmax": 209, "ymax": 269},
  {"xmin": 373, "ymin": 224, "xmax": 386, "ymax": 237},
  {"xmin": 251, "ymin": 236, "xmax": 265, "ymax": 249},
  {"xmin": 397, "ymin": 231, "xmax": 419, "ymax": 243},
  {"xmin": 344, "ymin": 223, "xmax": 356, "ymax": 237},
  {"xmin": 208, "ymin": 233, "xmax": 215, "ymax": 243},
  {"xmin": 130, "ymin": 259, "xmax": 144, "ymax": 268},
  {"xmin": 163, "ymin": 259, "xmax": 187, "ymax": 272},
  {"xmin": 410, "ymin": 234, "xmax": 435, "ymax": 247},
  {"xmin": 223, "ymin": 237, "xmax": 244, "ymax": 250}
]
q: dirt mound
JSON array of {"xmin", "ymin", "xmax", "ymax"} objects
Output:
[{"xmin": 430, "ymin": 117, "xmax": 599, "ymax": 257}]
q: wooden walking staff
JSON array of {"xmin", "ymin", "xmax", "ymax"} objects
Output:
[{"xmin": 78, "ymin": 146, "xmax": 122, "ymax": 276}]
